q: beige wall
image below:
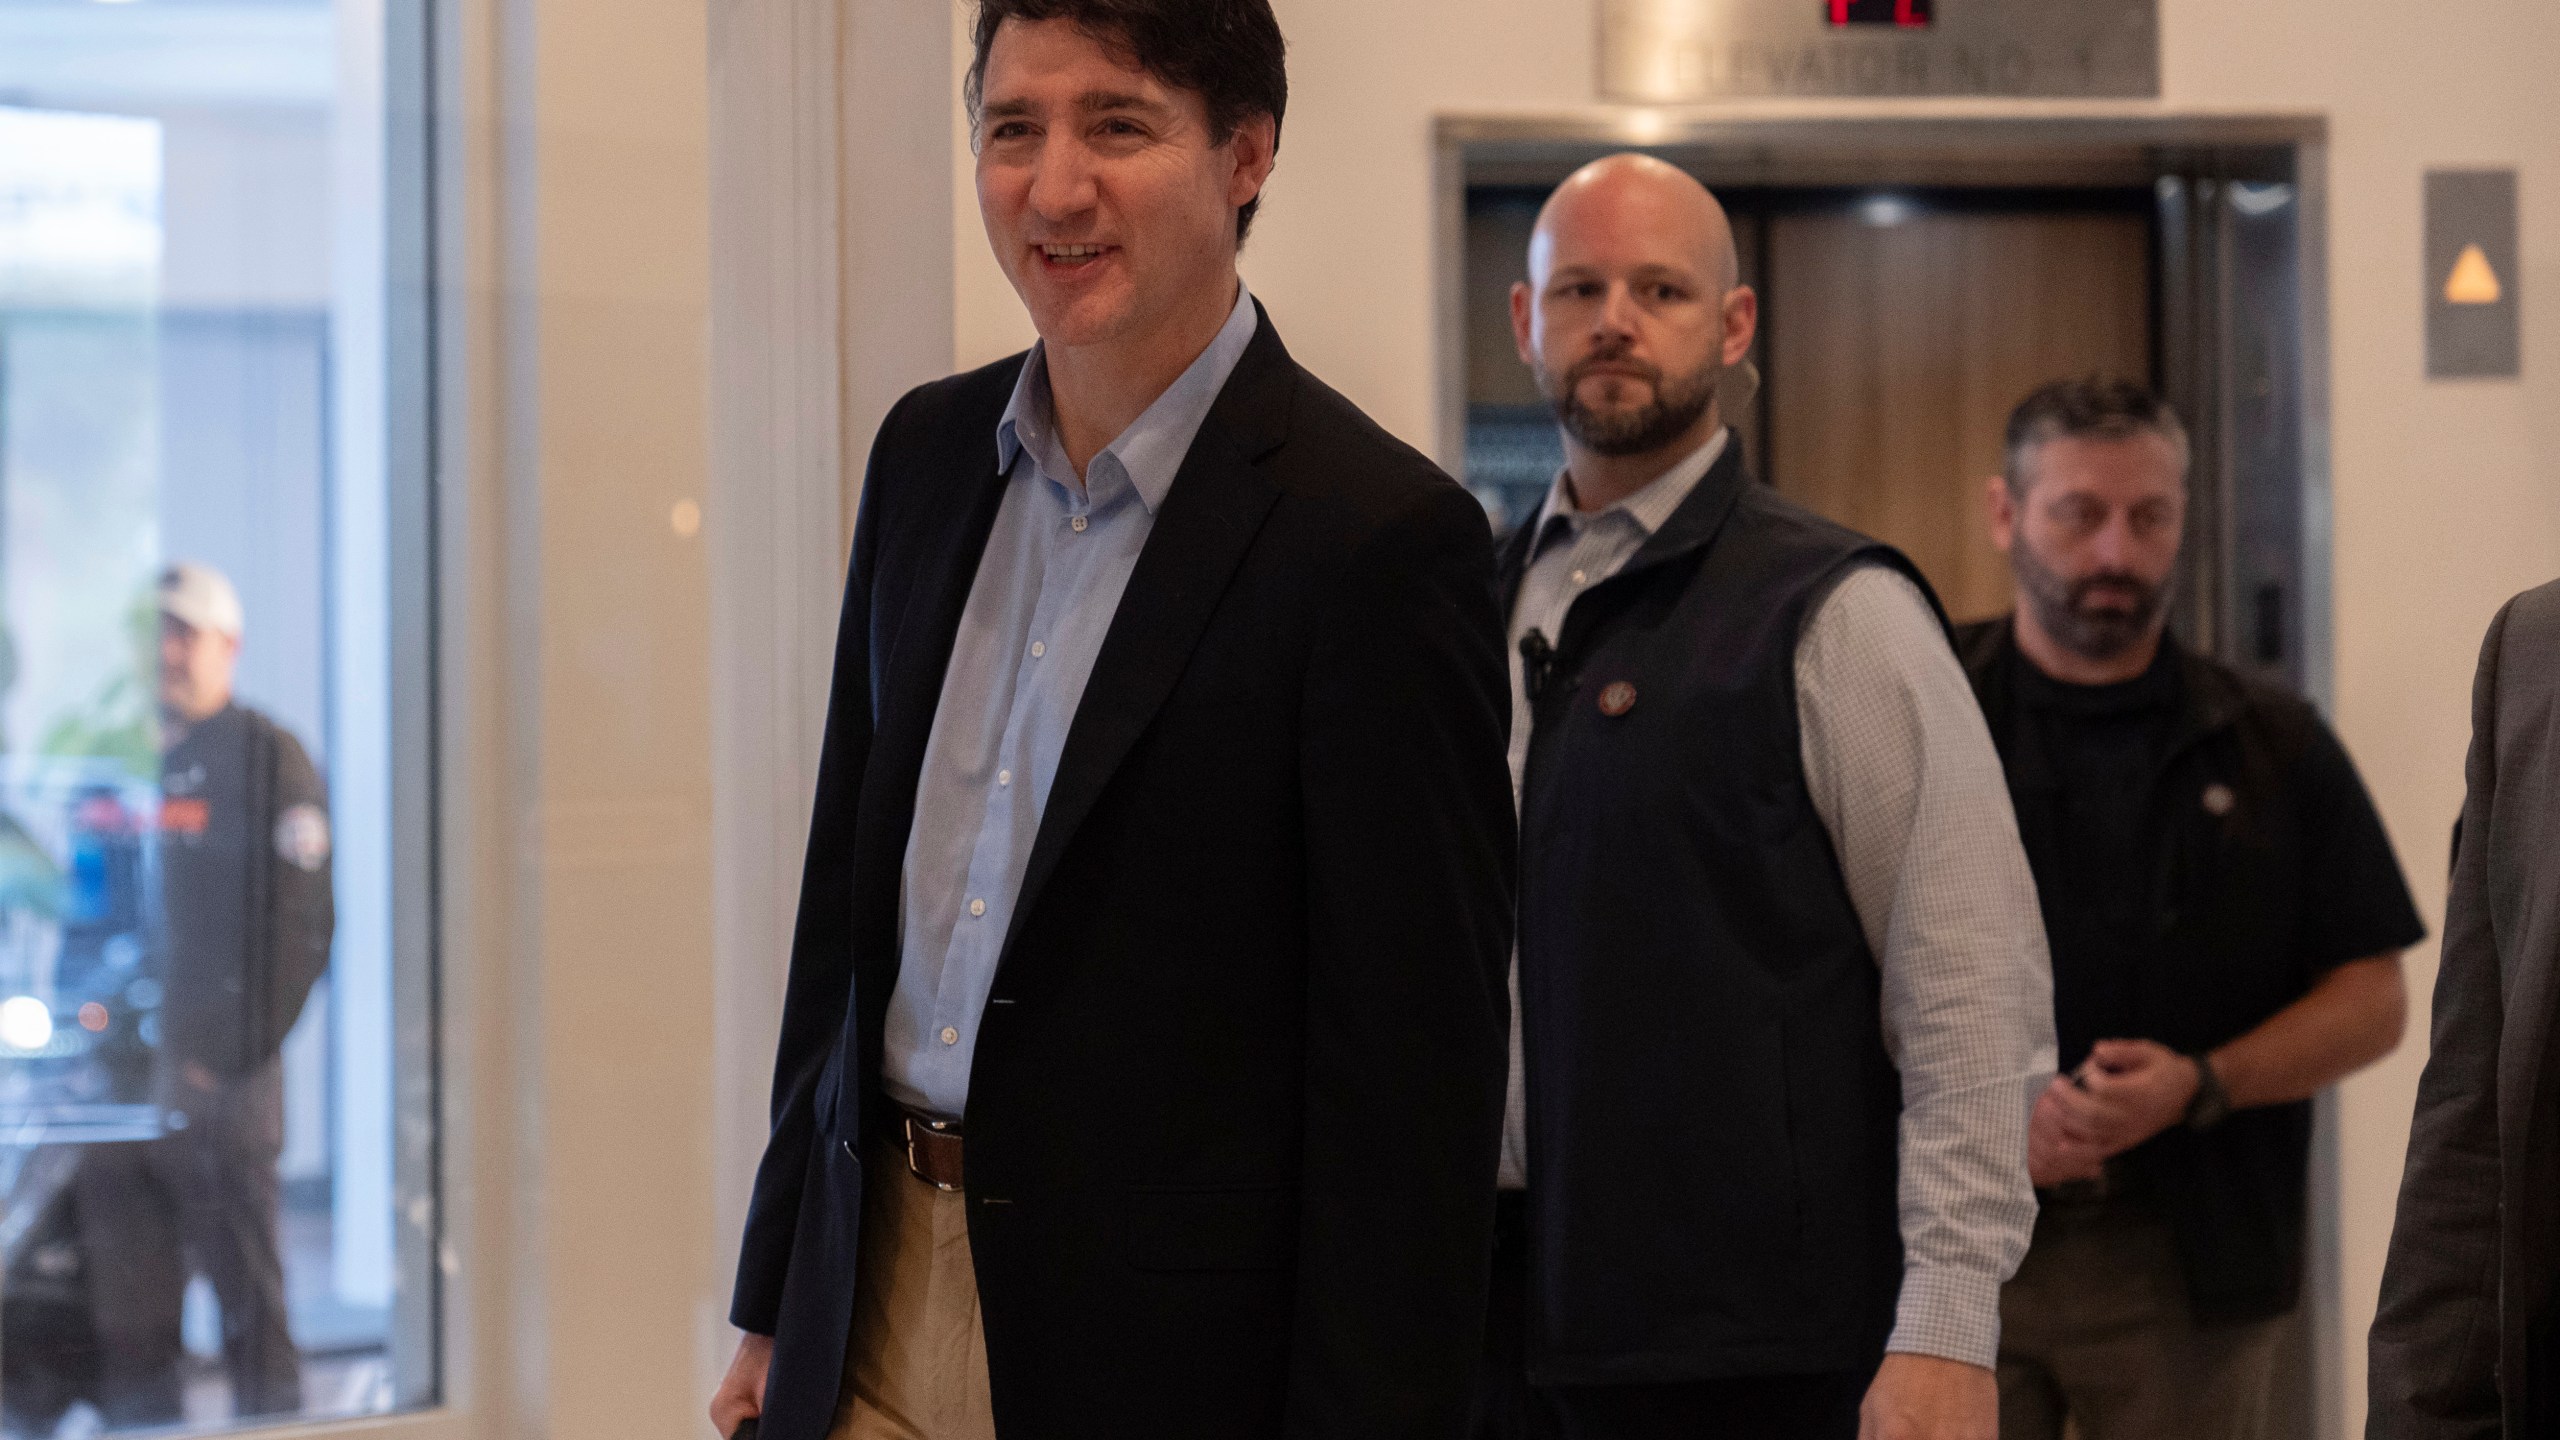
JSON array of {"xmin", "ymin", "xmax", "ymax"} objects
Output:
[
  {"xmin": 452, "ymin": 0, "xmax": 719, "ymax": 1433},
  {"xmin": 945, "ymin": 1, "xmax": 2560, "ymax": 1431},
  {"xmin": 458, "ymin": 2, "xmax": 958, "ymax": 1432},
  {"xmin": 2171, "ymin": 8, "xmax": 2560, "ymax": 1432},
  {"xmin": 511, "ymin": 0, "xmax": 723, "ymax": 1414}
]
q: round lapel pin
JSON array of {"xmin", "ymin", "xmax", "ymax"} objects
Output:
[
  {"xmin": 2202, "ymin": 782, "xmax": 2236, "ymax": 817},
  {"xmin": 1598, "ymin": 681, "xmax": 1638, "ymax": 717}
]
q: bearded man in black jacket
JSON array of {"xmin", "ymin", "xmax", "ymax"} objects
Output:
[{"xmin": 78, "ymin": 561, "xmax": 334, "ymax": 1425}]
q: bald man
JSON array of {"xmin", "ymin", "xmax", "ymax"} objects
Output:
[{"xmin": 1479, "ymin": 155, "xmax": 2055, "ymax": 1440}]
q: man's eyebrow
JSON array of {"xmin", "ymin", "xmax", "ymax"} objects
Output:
[
  {"xmin": 1543, "ymin": 262, "xmax": 1704, "ymax": 286},
  {"xmin": 1077, "ymin": 89, "xmax": 1171, "ymax": 117},
  {"xmin": 978, "ymin": 90, "xmax": 1171, "ymax": 124}
]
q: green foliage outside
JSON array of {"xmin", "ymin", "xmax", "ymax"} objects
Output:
[
  {"xmin": 35, "ymin": 585, "xmax": 159, "ymax": 783},
  {"xmin": 0, "ymin": 813, "xmax": 60, "ymax": 917}
]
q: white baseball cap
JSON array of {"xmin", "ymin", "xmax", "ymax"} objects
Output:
[{"xmin": 156, "ymin": 562, "xmax": 245, "ymax": 639}]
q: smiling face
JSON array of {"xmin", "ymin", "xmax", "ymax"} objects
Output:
[
  {"xmin": 1510, "ymin": 156, "xmax": 1757, "ymax": 462},
  {"xmin": 973, "ymin": 17, "xmax": 1274, "ymax": 359}
]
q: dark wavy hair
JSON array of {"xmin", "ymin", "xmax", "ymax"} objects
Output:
[
  {"xmin": 2003, "ymin": 377, "xmax": 2191, "ymax": 493},
  {"xmin": 965, "ymin": 0, "xmax": 1288, "ymax": 243}
]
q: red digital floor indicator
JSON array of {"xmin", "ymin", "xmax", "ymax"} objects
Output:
[{"xmin": 1830, "ymin": 0, "xmax": 1934, "ymax": 26}]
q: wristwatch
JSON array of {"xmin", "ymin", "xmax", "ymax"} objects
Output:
[{"xmin": 2184, "ymin": 1051, "xmax": 2232, "ymax": 1132}]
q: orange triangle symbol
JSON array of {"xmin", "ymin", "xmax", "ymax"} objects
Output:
[{"xmin": 2445, "ymin": 244, "xmax": 2503, "ymax": 305}]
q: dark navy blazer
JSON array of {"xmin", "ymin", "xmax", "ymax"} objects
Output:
[{"xmin": 731, "ymin": 308, "xmax": 1517, "ymax": 1440}]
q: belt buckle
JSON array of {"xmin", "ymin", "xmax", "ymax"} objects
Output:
[{"xmin": 903, "ymin": 1114, "xmax": 960, "ymax": 1192}]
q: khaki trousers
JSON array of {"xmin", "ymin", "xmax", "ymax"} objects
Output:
[
  {"xmin": 828, "ymin": 1144, "xmax": 996, "ymax": 1440},
  {"xmin": 1997, "ymin": 1197, "xmax": 2286, "ymax": 1440}
]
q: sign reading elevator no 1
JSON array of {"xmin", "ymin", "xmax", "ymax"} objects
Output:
[{"xmin": 1599, "ymin": 0, "xmax": 2159, "ymax": 101}]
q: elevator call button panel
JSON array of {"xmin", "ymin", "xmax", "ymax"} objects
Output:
[{"xmin": 2426, "ymin": 169, "xmax": 2522, "ymax": 380}]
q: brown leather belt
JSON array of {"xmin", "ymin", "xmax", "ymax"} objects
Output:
[{"xmin": 901, "ymin": 1109, "xmax": 964, "ymax": 1191}]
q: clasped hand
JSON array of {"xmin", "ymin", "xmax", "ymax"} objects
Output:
[{"xmin": 2027, "ymin": 1038, "xmax": 2200, "ymax": 1187}]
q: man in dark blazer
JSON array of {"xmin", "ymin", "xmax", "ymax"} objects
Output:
[
  {"xmin": 2372, "ymin": 582, "xmax": 2560, "ymax": 1440},
  {"xmin": 707, "ymin": 3, "xmax": 1515, "ymax": 1439}
]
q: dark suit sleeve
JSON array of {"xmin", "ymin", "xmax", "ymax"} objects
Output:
[
  {"xmin": 2369, "ymin": 598, "xmax": 2514, "ymax": 1440},
  {"xmin": 260, "ymin": 727, "xmax": 335, "ymax": 1063},
  {"xmin": 1288, "ymin": 481, "xmax": 1515, "ymax": 1437},
  {"xmin": 728, "ymin": 404, "xmax": 893, "ymax": 1336}
]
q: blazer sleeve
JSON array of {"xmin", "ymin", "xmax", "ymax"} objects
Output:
[
  {"xmin": 1287, "ymin": 481, "xmax": 1515, "ymax": 1437},
  {"xmin": 2368, "ymin": 596, "xmax": 2515, "ymax": 1440},
  {"xmin": 728, "ymin": 401, "xmax": 895, "ymax": 1336}
]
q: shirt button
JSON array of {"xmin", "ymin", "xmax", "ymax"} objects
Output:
[
  {"xmin": 1571, "ymin": 569, "xmax": 1588, "ymax": 586},
  {"xmin": 940, "ymin": 1027, "xmax": 959, "ymax": 1046},
  {"xmin": 969, "ymin": 898, "xmax": 987, "ymax": 917},
  {"xmin": 1070, "ymin": 515, "xmax": 1089, "ymax": 533},
  {"xmin": 997, "ymin": 769, "xmax": 1012, "ymax": 787},
  {"xmin": 1030, "ymin": 641, "xmax": 1046, "ymax": 659}
]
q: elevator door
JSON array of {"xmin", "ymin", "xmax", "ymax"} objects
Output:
[{"xmin": 1755, "ymin": 203, "xmax": 2154, "ymax": 624}]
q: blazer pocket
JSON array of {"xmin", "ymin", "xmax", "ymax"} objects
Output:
[{"xmin": 1121, "ymin": 1186, "xmax": 1296, "ymax": 1273}]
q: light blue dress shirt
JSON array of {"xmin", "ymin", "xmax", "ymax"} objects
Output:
[{"xmin": 883, "ymin": 282, "xmax": 1261, "ymax": 1121}]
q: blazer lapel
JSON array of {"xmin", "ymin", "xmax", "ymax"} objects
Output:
[
  {"xmin": 994, "ymin": 312, "xmax": 1296, "ymax": 967},
  {"xmin": 860, "ymin": 365, "xmax": 1022, "ymax": 1000}
]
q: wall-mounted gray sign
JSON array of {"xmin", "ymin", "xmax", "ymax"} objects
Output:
[
  {"xmin": 2425, "ymin": 169, "xmax": 2521, "ymax": 380},
  {"xmin": 1598, "ymin": 0, "xmax": 2159, "ymax": 101}
]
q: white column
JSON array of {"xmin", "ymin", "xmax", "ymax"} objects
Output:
[
  {"xmin": 704, "ymin": 0, "xmax": 845, "ymax": 1388},
  {"xmin": 700, "ymin": 0, "xmax": 952, "ymax": 1391},
  {"xmin": 466, "ymin": 0, "xmax": 721, "ymax": 1433}
]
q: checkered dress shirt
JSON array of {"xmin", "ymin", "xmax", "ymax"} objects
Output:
[{"xmin": 1499, "ymin": 432, "xmax": 2056, "ymax": 1371}]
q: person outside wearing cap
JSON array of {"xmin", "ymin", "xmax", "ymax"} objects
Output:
[{"xmin": 73, "ymin": 561, "xmax": 334, "ymax": 1424}]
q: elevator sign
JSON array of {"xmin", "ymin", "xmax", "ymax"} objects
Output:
[
  {"xmin": 1831, "ymin": 0, "xmax": 1933, "ymax": 23},
  {"xmin": 2426, "ymin": 170, "xmax": 2521, "ymax": 380},
  {"xmin": 1599, "ymin": 0, "xmax": 2159, "ymax": 101}
]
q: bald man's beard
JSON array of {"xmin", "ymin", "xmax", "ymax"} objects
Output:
[{"xmin": 1536, "ymin": 346, "xmax": 1722, "ymax": 459}]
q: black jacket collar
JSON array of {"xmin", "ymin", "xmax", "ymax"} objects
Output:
[
  {"xmin": 1959, "ymin": 615, "xmax": 2251, "ymax": 765},
  {"xmin": 1497, "ymin": 436, "xmax": 1753, "ymax": 611}
]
